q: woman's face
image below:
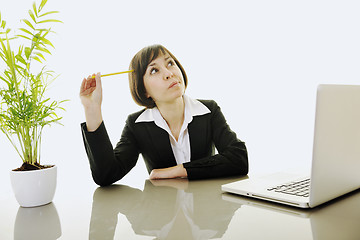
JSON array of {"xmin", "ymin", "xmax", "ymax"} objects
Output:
[{"xmin": 143, "ymin": 52, "xmax": 185, "ymax": 106}]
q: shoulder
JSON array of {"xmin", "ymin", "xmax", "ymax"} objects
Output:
[
  {"xmin": 126, "ymin": 108, "xmax": 147, "ymax": 124},
  {"xmin": 195, "ymin": 99, "xmax": 226, "ymax": 122},
  {"xmin": 196, "ymin": 99, "xmax": 220, "ymax": 112}
]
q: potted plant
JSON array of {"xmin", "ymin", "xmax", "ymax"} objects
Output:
[{"xmin": 0, "ymin": 0, "xmax": 66, "ymax": 207}]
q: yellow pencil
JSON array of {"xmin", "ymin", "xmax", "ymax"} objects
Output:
[{"xmin": 91, "ymin": 70, "xmax": 134, "ymax": 78}]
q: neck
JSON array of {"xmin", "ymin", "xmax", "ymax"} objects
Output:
[
  {"xmin": 157, "ymin": 96, "xmax": 185, "ymax": 124},
  {"xmin": 157, "ymin": 96, "xmax": 185, "ymax": 140}
]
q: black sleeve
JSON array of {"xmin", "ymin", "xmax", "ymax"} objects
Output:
[
  {"xmin": 183, "ymin": 101, "xmax": 248, "ymax": 179},
  {"xmin": 81, "ymin": 120, "xmax": 140, "ymax": 186}
]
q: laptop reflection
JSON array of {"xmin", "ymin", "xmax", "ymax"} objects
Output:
[{"xmin": 222, "ymin": 188, "xmax": 360, "ymax": 240}]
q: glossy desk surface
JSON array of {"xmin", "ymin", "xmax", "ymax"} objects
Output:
[{"xmin": 1, "ymin": 175, "xmax": 360, "ymax": 239}]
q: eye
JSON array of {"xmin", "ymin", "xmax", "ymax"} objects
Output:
[
  {"xmin": 150, "ymin": 67, "xmax": 158, "ymax": 75},
  {"xmin": 167, "ymin": 59, "xmax": 175, "ymax": 67}
]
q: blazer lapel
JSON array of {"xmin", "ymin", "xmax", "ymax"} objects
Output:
[
  {"xmin": 144, "ymin": 122, "xmax": 177, "ymax": 167},
  {"xmin": 139, "ymin": 113, "xmax": 210, "ymax": 166},
  {"xmin": 188, "ymin": 115, "xmax": 209, "ymax": 160}
]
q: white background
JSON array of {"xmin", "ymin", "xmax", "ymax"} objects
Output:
[
  {"xmin": 1, "ymin": 0, "xmax": 360, "ymax": 213},
  {"xmin": 1, "ymin": 0, "xmax": 360, "ymax": 239}
]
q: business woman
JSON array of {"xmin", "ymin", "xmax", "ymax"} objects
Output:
[{"xmin": 80, "ymin": 44, "xmax": 248, "ymax": 186}]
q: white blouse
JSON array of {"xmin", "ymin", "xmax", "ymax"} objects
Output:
[{"xmin": 135, "ymin": 95, "xmax": 211, "ymax": 165}]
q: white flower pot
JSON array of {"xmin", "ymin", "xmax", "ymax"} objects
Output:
[{"xmin": 10, "ymin": 165, "xmax": 57, "ymax": 207}]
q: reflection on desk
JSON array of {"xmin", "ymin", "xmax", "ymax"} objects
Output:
[
  {"xmin": 14, "ymin": 203, "xmax": 61, "ymax": 240},
  {"xmin": 87, "ymin": 176, "xmax": 360, "ymax": 240},
  {"xmin": 89, "ymin": 177, "xmax": 246, "ymax": 240},
  {"xmin": 223, "ymin": 188, "xmax": 360, "ymax": 240}
]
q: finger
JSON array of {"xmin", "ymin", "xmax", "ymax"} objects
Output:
[
  {"xmin": 80, "ymin": 78, "xmax": 87, "ymax": 94},
  {"xmin": 84, "ymin": 74, "xmax": 96, "ymax": 89},
  {"xmin": 149, "ymin": 170, "xmax": 158, "ymax": 180},
  {"xmin": 95, "ymin": 72, "xmax": 102, "ymax": 88},
  {"xmin": 81, "ymin": 77, "xmax": 94, "ymax": 93},
  {"xmin": 84, "ymin": 77, "xmax": 91, "ymax": 90},
  {"xmin": 94, "ymin": 72, "xmax": 101, "ymax": 84}
]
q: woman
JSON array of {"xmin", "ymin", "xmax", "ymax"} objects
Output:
[{"xmin": 80, "ymin": 44, "xmax": 248, "ymax": 186}]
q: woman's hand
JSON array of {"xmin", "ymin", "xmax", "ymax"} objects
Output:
[
  {"xmin": 149, "ymin": 164, "xmax": 188, "ymax": 180},
  {"xmin": 80, "ymin": 73, "xmax": 103, "ymax": 131},
  {"xmin": 80, "ymin": 73, "xmax": 102, "ymax": 108}
]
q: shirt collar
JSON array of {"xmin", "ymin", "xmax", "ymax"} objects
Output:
[{"xmin": 135, "ymin": 95, "xmax": 210, "ymax": 123}]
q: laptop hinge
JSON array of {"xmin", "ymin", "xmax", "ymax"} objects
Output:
[{"xmin": 252, "ymin": 194, "xmax": 308, "ymax": 208}]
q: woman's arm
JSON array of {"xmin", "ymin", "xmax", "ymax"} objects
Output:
[
  {"xmin": 80, "ymin": 72, "xmax": 103, "ymax": 132},
  {"xmin": 184, "ymin": 100, "xmax": 248, "ymax": 179},
  {"xmin": 80, "ymin": 73, "xmax": 140, "ymax": 186},
  {"xmin": 81, "ymin": 120, "xmax": 140, "ymax": 186}
]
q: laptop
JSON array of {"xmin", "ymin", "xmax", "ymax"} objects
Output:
[{"xmin": 222, "ymin": 84, "xmax": 360, "ymax": 208}]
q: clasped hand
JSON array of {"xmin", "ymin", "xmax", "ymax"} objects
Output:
[{"xmin": 150, "ymin": 164, "xmax": 188, "ymax": 180}]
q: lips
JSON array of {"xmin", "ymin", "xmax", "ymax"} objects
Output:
[{"xmin": 168, "ymin": 81, "xmax": 180, "ymax": 89}]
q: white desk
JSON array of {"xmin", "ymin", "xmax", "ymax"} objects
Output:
[{"xmin": 1, "ymin": 175, "xmax": 360, "ymax": 239}]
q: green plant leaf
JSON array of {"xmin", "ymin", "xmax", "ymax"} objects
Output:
[
  {"xmin": 40, "ymin": 28, "xmax": 51, "ymax": 39},
  {"xmin": 39, "ymin": 0, "xmax": 48, "ymax": 12},
  {"xmin": 40, "ymin": 98, "xmax": 50, "ymax": 104},
  {"xmin": 33, "ymin": 2, "xmax": 38, "ymax": 18},
  {"xmin": 19, "ymin": 28, "xmax": 33, "ymax": 36},
  {"xmin": 21, "ymin": 19, "xmax": 35, "ymax": 30},
  {"xmin": 24, "ymin": 47, "xmax": 31, "ymax": 59},
  {"xmin": 28, "ymin": 10, "xmax": 36, "ymax": 24},
  {"xmin": 1, "ymin": 20, "xmax": 6, "ymax": 29},
  {"xmin": 0, "ymin": 76, "xmax": 12, "ymax": 89},
  {"xmin": 15, "ymin": 54, "xmax": 27, "ymax": 65},
  {"xmin": 32, "ymin": 56, "xmax": 42, "ymax": 63},
  {"xmin": 35, "ymin": 46, "xmax": 51, "ymax": 55},
  {"xmin": 39, "ymin": 11, "xmax": 59, "ymax": 18},
  {"xmin": 16, "ymin": 34, "xmax": 32, "ymax": 41},
  {"xmin": 37, "ymin": 19, "xmax": 63, "ymax": 24},
  {"xmin": 35, "ymin": 52, "xmax": 46, "ymax": 61},
  {"xmin": 39, "ymin": 37, "xmax": 54, "ymax": 48}
]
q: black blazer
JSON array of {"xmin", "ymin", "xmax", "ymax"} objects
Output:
[{"xmin": 81, "ymin": 100, "xmax": 248, "ymax": 186}]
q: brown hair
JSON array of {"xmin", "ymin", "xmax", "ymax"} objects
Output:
[{"xmin": 128, "ymin": 44, "xmax": 188, "ymax": 108}]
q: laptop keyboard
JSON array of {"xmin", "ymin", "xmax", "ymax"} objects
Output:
[{"xmin": 267, "ymin": 178, "xmax": 310, "ymax": 197}]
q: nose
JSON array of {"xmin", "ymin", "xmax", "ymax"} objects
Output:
[{"xmin": 164, "ymin": 69, "xmax": 173, "ymax": 80}]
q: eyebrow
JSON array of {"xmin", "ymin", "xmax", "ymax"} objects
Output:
[{"xmin": 148, "ymin": 55, "xmax": 171, "ymax": 67}]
